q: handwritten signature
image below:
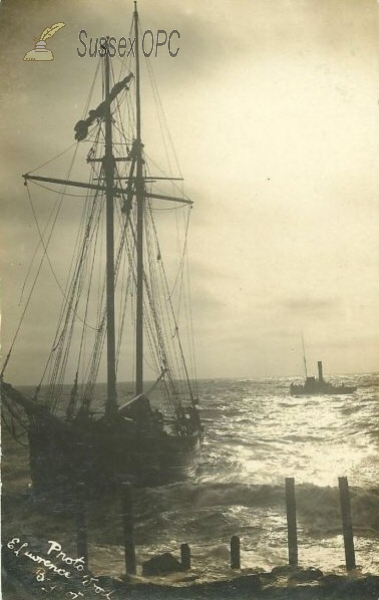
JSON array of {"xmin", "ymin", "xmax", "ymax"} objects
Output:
[{"xmin": 7, "ymin": 537, "xmax": 115, "ymax": 599}]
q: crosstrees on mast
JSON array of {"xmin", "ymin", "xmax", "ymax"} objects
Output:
[
  {"xmin": 2, "ymin": 2, "xmax": 203, "ymax": 493},
  {"xmin": 16, "ymin": 16, "xmax": 194, "ymax": 406}
]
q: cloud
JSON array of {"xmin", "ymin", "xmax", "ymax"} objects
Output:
[
  {"xmin": 1, "ymin": 0, "xmax": 378, "ymax": 381},
  {"xmin": 280, "ymin": 297, "xmax": 340, "ymax": 318}
]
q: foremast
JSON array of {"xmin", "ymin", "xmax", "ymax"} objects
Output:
[
  {"xmin": 134, "ymin": 2, "xmax": 144, "ymax": 396},
  {"xmin": 22, "ymin": 41, "xmax": 123, "ymax": 418},
  {"xmin": 104, "ymin": 41, "xmax": 117, "ymax": 415},
  {"xmin": 20, "ymin": 4, "xmax": 195, "ymax": 418}
]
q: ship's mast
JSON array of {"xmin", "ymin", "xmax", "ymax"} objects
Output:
[
  {"xmin": 301, "ymin": 333, "xmax": 308, "ymax": 378},
  {"xmin": 104, "ymin": 42, "xmax": 117, "ymax": 414},
  {"xmin": 134, "ymin": 2, "xmax": 144, "ymax": 395},
  {"xmin": 21, "ymin": 7, "xmax": 193, "ymax": 408}
]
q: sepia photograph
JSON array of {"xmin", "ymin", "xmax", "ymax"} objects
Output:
[{"xmin": 1, "ymin": 1, "xmax": 378, "ymax": 598}]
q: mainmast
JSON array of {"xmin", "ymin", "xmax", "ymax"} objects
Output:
[
  {"xmin": 134, "ymin": 2, "xmax": 144, "ymax": 396},
  {"xmin": 21, "ymin": 6, "xmax": 194, "ymax": 410},
  {"xmin": 104, "ymin": 43, "xmax": 117, "ymax": 414}
]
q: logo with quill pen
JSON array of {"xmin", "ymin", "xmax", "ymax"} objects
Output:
[{"xmin": 24, "ymin": 22, "xmax": 66, "ymax": 61}]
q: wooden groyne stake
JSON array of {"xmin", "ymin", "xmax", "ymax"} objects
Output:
[
  {"xmin": 285, "ymin": 477, "xmax": 298, "ymax": 566},
  {"xmin": 180, "ymin": 543, "xmax": 191, "ymax": 570},
  {"xmin": 121, "ymin": 482, "xmax": 137, "ymax": 575},
  {"xmin": 338, "ymin": 476, "xmax": 356, "ymax": 571},
  {"xmin": 230, "ymin": 535, "xmax": 241, "ymax": 569},
  {"xmin": 76, "ymin": 482, "xmax": 88, "ymax": 566}
]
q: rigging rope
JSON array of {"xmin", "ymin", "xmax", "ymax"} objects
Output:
[
  {"xmin": 3, "ymin": 48, "xmax": 199, "ymax": 422},
  {"xmin": 1, "ymin": 180, "xmax": 67, "ymax": 378}
]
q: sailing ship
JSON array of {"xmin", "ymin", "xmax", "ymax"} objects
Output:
[
  {"xmin": 1, "ymin": 5, "xmax": 203, "ymax": 496},
  {"xmin": 290, "ymin": 360, "xmax": 357, "ymax": 396}
]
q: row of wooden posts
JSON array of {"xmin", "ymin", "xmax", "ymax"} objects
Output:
[
  {"xmin": 285, "ymin": 476, "xmax": 356, "ymax": 571},
  {"xmin": 75, "ymin": 476, "xmax": 357, "ymax": 574}
]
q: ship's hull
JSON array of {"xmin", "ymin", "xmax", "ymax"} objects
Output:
[
  {"xmin": 290, "ymin": 384, "xmax": 357, "ymax": 396},
  {"xmin": 27, "ymin": 414, "xmax": 202, "ymax": 497},
  {"xmin": 1, "ymin": 381, "xmax": 202, "ymax": 496}
]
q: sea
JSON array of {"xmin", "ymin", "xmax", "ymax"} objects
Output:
[{"xmin": 2, "ymin": 373, "xmax": 379, "ymax": 583}]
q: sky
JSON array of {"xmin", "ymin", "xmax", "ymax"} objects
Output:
[{"xmin": 1, "ymin": 0, "xmax": 379, "ymax": 384}]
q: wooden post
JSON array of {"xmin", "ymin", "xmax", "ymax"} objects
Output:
[
  {"xmin": 285, "ymin": 477, "xmax": 298, "ymax": 566},
  {"xmin": 338, "ymin": 477, "xmax": 356, "ymax": 571},
  {"xmin": 180, "ymin": 543, "xmax": 191, "ymax": 570},
  {"xmin": 121, "ymin": 482, "xmax": 136, "ymax": 575},
  {"xmin": 230, "ymin": 535, "xmax": 240, "ymax": 569},
  {"xmin": 76, "ymin": 482, "xmax": 88, "ymax": 567}
]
